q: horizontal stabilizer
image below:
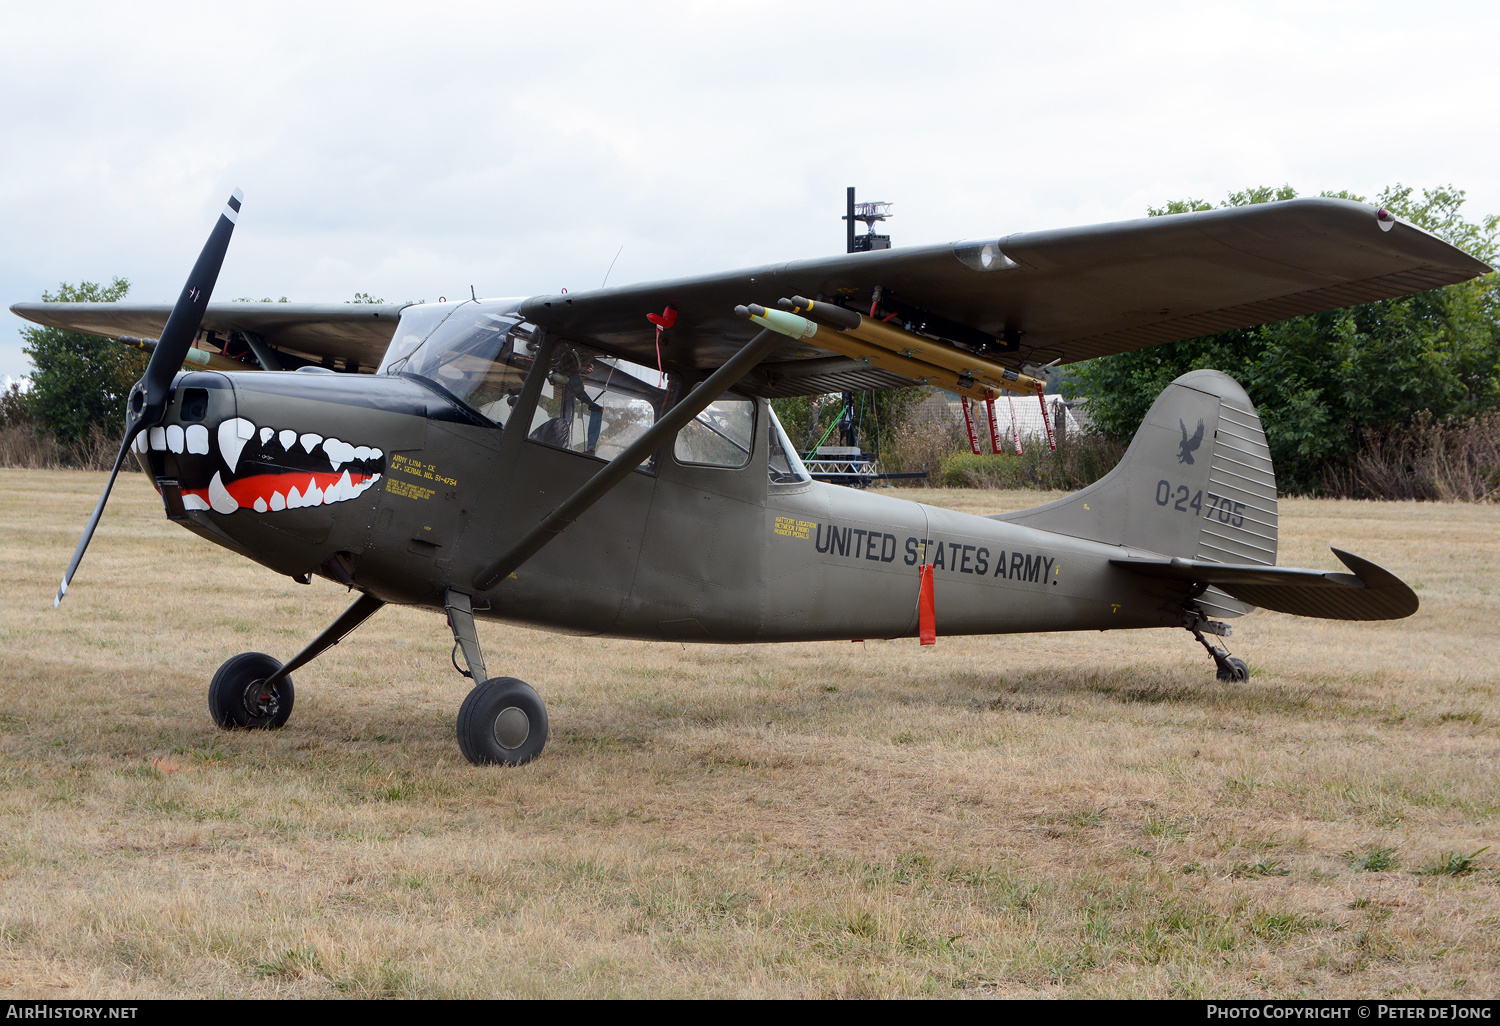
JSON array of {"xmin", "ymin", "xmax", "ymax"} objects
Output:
[{"xmin": 1110, "ymin": 547, "xmax": 1418, "ymax": 621}]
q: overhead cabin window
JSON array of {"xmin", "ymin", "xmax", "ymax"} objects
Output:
[
  {"xmin": 675, "ymin": 397, "xmax": 755, "ymax": 469},
  {"xmin": 767, "ymin": 405, "xmax": 811, "ymax": 484},
  {"xmin": 389, "ymin": 304, "xmax": 542, "ymax": 427},
  {"xmin": 529, "ymin": 344, "xmax": 664, "ymax": 463}
]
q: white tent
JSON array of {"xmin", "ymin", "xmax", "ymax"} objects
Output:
[{"xmin": 939, "ymin": 393, "xmax": 1083, "ymax": 453}]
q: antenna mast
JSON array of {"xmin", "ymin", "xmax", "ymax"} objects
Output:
[{"xmin": 843, "ymin": 186, "xmax": 893, "ymax": 253}]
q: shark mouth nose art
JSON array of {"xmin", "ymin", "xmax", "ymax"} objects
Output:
[{"xmin": 139, "ymin": 416, "xmax": 384, "ymax": 514}]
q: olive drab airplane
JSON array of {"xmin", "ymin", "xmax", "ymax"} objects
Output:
[{"xmin": 13, "ymin": 191, "xmax": 1491, "ymax": 765}]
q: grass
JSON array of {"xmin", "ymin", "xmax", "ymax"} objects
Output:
[
  {"xmin": 0, "ymin": 470, "xmax": 1498, "ymax": 997},
  {"xmin": 1414, "ymin": 848, "xmax": 1491, "ymax": 877},
  {"xmin": 1344, "ymin": 846, "xmax": 1402, "ymax": 872}
]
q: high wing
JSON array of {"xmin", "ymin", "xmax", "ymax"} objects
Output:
[
  {"xmin": 1110, "ymin": 548, "xmax": 1418, "ymax": 621},
  {"xmin": 11, "ymin": 198, "xmax": 1489, "ymax": 393},
  {"xmin": 518, "ymin": 198, "xmax": 1489, "ymax": 397},
  {"xmin": 8, "ymin": 301, "xmax": 410, "ymax": 373}
]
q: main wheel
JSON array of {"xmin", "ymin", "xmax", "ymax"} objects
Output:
[
  {"xmin": 209, "ymin": 652, "xmax": 295, "ymax": 729},
  {"xmin": 457, "ymin": 677, "xmax": 548, "ymax": 766},
  {"xmin": 1216, "ymin": 656, "xmax": 1249, "ymax": 683}
]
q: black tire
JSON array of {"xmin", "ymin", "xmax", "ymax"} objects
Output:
[
  {"xmin": 1216, "ymin": 656, "xmax": 1249, "ymax": 683},
  {"xmin": 208, "ymin": 652, "xmax": 294, "ymax": 729},
  {"xmin": 457, "ymin": 677, "xmax": 548, "ymax": 766}
]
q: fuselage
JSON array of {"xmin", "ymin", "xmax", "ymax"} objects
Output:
[{"xmin": 138, "ymin": 359, "xmax": 1191, "ymax": 645}]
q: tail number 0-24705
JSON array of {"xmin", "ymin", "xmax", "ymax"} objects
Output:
[{"xmin": 1155, "ymin": 480, "xmax": 1245, "ymax": 527}]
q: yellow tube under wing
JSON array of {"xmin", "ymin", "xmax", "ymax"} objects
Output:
[
  {"xmin": 795, "ymin": 328, "xmax": 1001, "ymax": 402},
  {"xmin": 843, "ymin": 315, "xmax": 1045, "ymax": 395}
]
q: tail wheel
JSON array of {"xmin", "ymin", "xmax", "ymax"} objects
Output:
[
  {"xmin": 1216, "ymin": 656, "xmax": 1249, "ymax": 683},
  {"xmin": 457, "ymin": 677, "xmax": 548, "ymax": 766},
  {"xmin": 209, "ymin": 652, "xmax": 294, "ymax": 729}
]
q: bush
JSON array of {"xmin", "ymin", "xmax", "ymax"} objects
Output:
[
  {"xmin": 0, "ymin": 382, "xmax": 127, "ymax": 470},
  {"xmin": 1329, "ymin": 411, "xmax": 1500, "ymax": 501},
  {"xmin": 880, "ymin": 409, "xmax": 970, "ymax": 482},
  {"xmin": 0, "ymin": 420, "xmax": 125, "ymax": 470},
  {"xmin": 939, "ymin": 432, "xmax": 1125, "ymax": 490}
]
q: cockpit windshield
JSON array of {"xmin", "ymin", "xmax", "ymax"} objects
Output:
[{"xmin": 380, "ymin": 301, "xmax": 539, "ymax": 426}]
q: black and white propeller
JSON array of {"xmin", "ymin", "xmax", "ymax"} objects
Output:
[{"xmin": 55, "ymin": 189, "xmax": 243, "ymax": 608}]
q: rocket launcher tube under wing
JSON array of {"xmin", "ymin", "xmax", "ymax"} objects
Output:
[
  {"xmin": 119, "ymin": 336, "xmax": 250, "ymax": 373},
  {"xmin": 735, "ymin": 304, "xmax": 1000, "ymax": 402},
  {"xmin": 736, "ymin": 304, "xmax": 820, "ymax": 340},
  {"xmin": 780, "ymin": 296, "xmax": 1046, "ymax": 396},
  {"xmin": 779, "ymin": 295, "xmax": 862, "ymax": 331},
  {"xmin": 842, "ymin": 314, "xmax": 1046, "ymax": 396}
]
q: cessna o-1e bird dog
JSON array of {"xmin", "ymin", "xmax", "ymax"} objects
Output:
[{"xmin": 15, "ymin": 191, "xmax": 1491, "ymax": 765}]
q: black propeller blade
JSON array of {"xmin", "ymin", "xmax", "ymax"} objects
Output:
[{"xmin": 55, "ymin": 189, "xmax": 243, "ymax": 608}]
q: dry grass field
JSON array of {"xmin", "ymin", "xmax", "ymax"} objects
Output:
[{"xmin": 1, "ymin": 468, "xmax": 1497, "ymax": 998}]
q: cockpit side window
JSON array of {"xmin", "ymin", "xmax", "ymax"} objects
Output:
[
  {"xmin": 675, "ymin": 398, "xmax": 755, "ymax": 468},
  {"xmin": 528, "ymin": 343, "xmax": 665, "ymax": 465}
]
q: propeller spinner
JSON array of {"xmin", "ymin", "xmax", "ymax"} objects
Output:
[{"xmin": 55, "ymin": 189, "xmax": 243, "ymax": 608}]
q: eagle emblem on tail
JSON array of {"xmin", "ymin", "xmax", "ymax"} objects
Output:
[{"xmin": 1178, "ymin": 418, "xmax": 1205, "ymax": 464}]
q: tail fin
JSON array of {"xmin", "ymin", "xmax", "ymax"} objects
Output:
[{"xmin": 996, "ymin": 370, "xmax": 1277, "ymax": 617}]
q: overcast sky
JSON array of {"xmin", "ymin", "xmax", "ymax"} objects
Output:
[{"xmin": 3, "ymin": 0, "xmax": 1497, "ymax": 382}]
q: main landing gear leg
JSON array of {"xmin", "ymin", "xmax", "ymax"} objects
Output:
[
  {"xmin": 446, "ymin": 588, "xmax": 548, "ymax": 767},
  {"xmin": 208, "ymin": 591, "xmax": 386, "ymax": 730},
  {"xmin": 1185, "ymin": 615, "xmax": 1248, "ymax": 682}
]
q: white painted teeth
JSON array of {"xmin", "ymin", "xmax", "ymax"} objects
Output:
[
  {"xmin": 278, "ymin": 429, "xmax": 297, "ymax": 450},
  {"xmin": 260, "ymin": 427, "xmax": 273, "ymax": 445},
  {"xmin": 166, "ymin": 424, "xmax": 185, "ymax": 453},
  {"xmin": 208, "ymin": 471, "xmax": 239, "ymax": 514},
  {"xmin": 218, "ymin": 418, "xmax": 253, "ymax": 472},
  {"xmin": 185, "ymin": 424, "xmax": 210, "ymax": 454},
  {"xmin": 300, "ymin": 432, "xmax": 323, "ymax": 453},
  {"xmin": 149, "ymin": 426, "xmax": 166, "ymax": 450},
  {"xmin": 323, "ymin": 438, "xmax": 356, "ymax": 470}
]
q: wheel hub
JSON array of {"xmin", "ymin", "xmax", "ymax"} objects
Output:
[
  {"xmin": 493, "ymin": 706, "xmax": 530, "ymax": 750},
  {"xmin": 243, "ymin": 679, "xmax": 281, "ymax": 719}
]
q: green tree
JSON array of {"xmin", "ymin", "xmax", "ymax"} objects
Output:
[
  {"xmin": 21, "ymin": 278, "xmax": 146, "ymax": 445},
  {"xmin": 1065, "ymin": 185, "xmax": 1499, "ymax": 494}
]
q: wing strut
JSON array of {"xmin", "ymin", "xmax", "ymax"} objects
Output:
[
  {"xmin": 259, "ymin": 592, "xmax": 386, "ymax": 690},
  {"xmin": 472, "ymin": 327, "xmax": 785, "ymax": 592}
]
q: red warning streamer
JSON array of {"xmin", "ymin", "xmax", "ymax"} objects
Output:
[
  {"xmin": 960, "ymin": 397, "xmax": 982, "ymax": 456},
  {"xmin": 645, "ymin": 306, "xmax": 678, "ymax": 386},
  {"xmin": 984, "ymin": 397, "xmax": 1002, "ymax": 454},
  {"xmin": 918, "ymin": 563, "xmax": 936, "ymax": 645},
  {"xmin": 1005, "ymin": 391, "xmax": 1023, "ymax": 455},
  {"xmin": 1039, "ymin": 391, "xmax": 1057, "ymax": 451}
]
